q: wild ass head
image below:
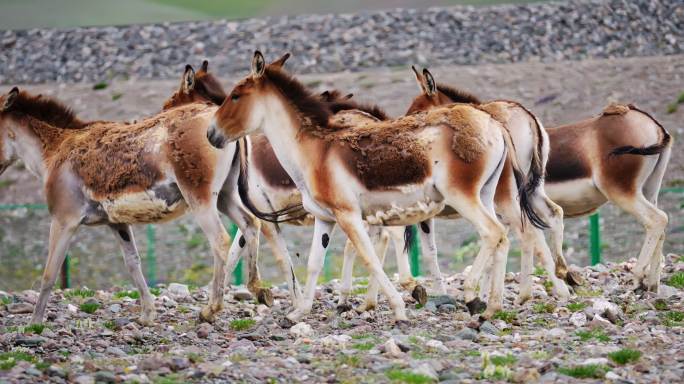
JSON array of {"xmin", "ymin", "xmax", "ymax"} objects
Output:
[
  {"xmin": 405, "ymin": 67, "xmax": 481, "ymax": 115},
  {"xmin": 163, "ymin": 61, "xmax": 227, "ymax": 110}
]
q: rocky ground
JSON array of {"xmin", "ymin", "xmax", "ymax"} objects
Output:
[
  {"xmin": 1, "ymin": 254, "xmax": 683, "ymax": 383},
  {"xmin": 1, "ymin": 0, "xmax": 683, "ymax": 84}
]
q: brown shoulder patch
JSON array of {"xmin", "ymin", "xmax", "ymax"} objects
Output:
[
  {"xmin": 426, "ymin": 105, "xmax": 488, "ymax": 163},
  {"xmin": 477, "ymin": 102, "xmax": 512, "ymax": 125},
  {"xmin": 602, "ymin": 103, "xmax": 630, "ymax": 116}
]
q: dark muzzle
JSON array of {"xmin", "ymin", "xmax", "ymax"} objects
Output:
[{"xmin": 206, "ymin": 126, "xmax": 227, "ymax": 149}]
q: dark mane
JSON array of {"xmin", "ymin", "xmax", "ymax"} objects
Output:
[
  {"xmin": 195, "ymin": 72, "xmax": 227, "ymax": 105},
  {"xmin": 264, "ymin": 67, "xmax": 331, "ymax": 129},
  {"xmin": 436, "ymin": 84, "xmax": 481, "ymax": 104},
  {"xmin": 327, "ymin": 99, "xmax": 389, "ymax": 121},
  {"xmin": 4, "ymin": 91, "xmax": 85, "ymax": 128}
]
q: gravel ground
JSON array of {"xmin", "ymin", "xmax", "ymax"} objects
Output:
[
  {"xmin": 1, "ymin": 0, "xmax": 683, "ymax": 84},
  {"xmin": 1, "ymin": 54, "xmax": 682, "ymax": 292},
  {"xmin": 1, "ymin": 255, "xmax": 683, "ymax": 383}
]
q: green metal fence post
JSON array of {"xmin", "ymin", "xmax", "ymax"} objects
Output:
[
  {"xmin": 60, "ymin": 254, "xmax": 71, "ymax": 289},
  {"xmin": 409, "ymin": 225, "xmax": 421, "ymax": 277},
  {"xmin": 323, "ymin": 248, "xmax": 332, "ymax": 282},
  {"xmin": 227, "ymin": 223, "xmax": 242, "ymax": 285},
  {"xmin": 146, "ymin": 224, "xmax": 157, "ymax": 287},
  {"xmin": 589, "ymin": 213, "xmax": 601, "ymax": 265}
]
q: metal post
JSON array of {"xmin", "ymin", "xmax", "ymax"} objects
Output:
[
  {"xmin": 60, "ymin": 254, "xmax": 71, "ymax": 289},
  {"xmin": 323, "ymin": 248, "xmax": 332, "ymax": 282},
  {"xmin": 227, "ymin": 223, "xmax": 242, "ymax": 285},
  {"xmin": 409, "ymin": 225, "xmax": 421, "ymax": 277},
  {"xmin": 589, "ymin": 213, "xmax": 601, "ymax": 265},
  {"xmin": 146, "ymin": 225, "xmax": 157, "ymax": 287}
]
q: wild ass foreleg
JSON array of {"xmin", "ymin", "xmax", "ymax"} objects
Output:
[
  {"xmin": 389, "ymin": 227, "xmax": 415, "ymax": 290},
  {"xmin": 193, "ymin": 206, "xmax": 232, "ymax": 323},
  {"xmin": 260, "ymin": 221, "xmax": 302, "ymax": 307},
  {"xmin": 417, "ymin": 219, "xmax": 446, "ymax": 295},
  {"xmin": 532, "ymin": 194, "xmax": 575, "ymax": 283},
  {"xmin": 109, "ymin": 224, "xmax": 156, "ymax": 325},
  {"xmin": 31, "ymin": 219, "xmax": 79, "ymax": 324},
  {"xmin": 337, "ymin": 238, "xmax": 357, "ymax": 312},
  {"xmin": 287, "ymin": 219, "xmax": 336, "ymax": 323},
  {"xmin": 335, "ymin": 212, "xmax": 408, "ymax": 322},
  {"xmin": 357, "ymin": 227, "xmax": 391, "ymax": 312}
]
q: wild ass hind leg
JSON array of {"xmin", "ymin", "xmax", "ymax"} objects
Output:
[
  {"xmin": 357, "ymin": 227, "xmax": 391, "ymax": 313},
  {"xmin": 417, "ymin": 219, "xmax": 446, "ymax": 296},
  {"xmin": 109, "ymin": 224, "xmax": 156, "ymax": 325},
  {"xmin": 286, "ymin": 219, "xmax": 336, "ymax": 323},
  {"xmin": 337, "ymin": 238, "xmax": 356, "ymax": 313},
  {"xmin": 31, "ymin": 218, "xmax": 80, "ymax": 324},
  {"xmin": 390, "ymin": 227, "xmax": 416, "ymax": 291},
  {"xmin": 260, "ymin": 221, "xmax": 302, "ymax": 307},
  {"xmin": 335, "ymin": 212, "xmax": 408, "ymax": 323}
]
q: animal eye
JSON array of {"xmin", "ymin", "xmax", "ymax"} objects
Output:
[{"xmin": 231, "ymin": 94, "xmax": 240, "ymax": 102}]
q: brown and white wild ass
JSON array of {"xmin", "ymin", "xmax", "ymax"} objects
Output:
[
  {"xmin": 408, "ymin": 70, "xmax": 672, "ymax": 293},
  {"xmin": 207, "ymin": 51, "xmax": 539, "ymax": 321},
  {"xmin": 0, "ymin": 87, "xmax": 233, "ymax": 324}
]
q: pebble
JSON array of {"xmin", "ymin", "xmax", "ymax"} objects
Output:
[
  {"xmin": 167, "ymin": 283, "xmax": 190, "ymax": 298},
  {"xmin": 6, "ymin": 302, "xmax": 34, "ymax": 314},
  {"xmin": 479, "ymin": 321, "xmax": 499, "ymax": 335},
  {"xmin": 384, "ymin": 338, "xmax": 405, "ymax": 358},
  {"xmin": 425, "ymin": 339, "xmax": 449, "ymax": 352},
  {"xmin": 570, "ymin": 312, "xmax": 587, "ymax": 327},
  {"xmin": 109, "ymin": 303, "xmax": 121, "ymax": 313},
  {"xmin": 196, "ymin": 323, "xmax": 213, "ymax": 339},
  {"xmin": 232, "ymin": 288, "xmax": 254, "ymax": 301},
  {"xmin": 456, "ymin": 327, "xmax": 478, "ymax": 340},
  {"xmin": 94, "ymin": 371, "xmax": 117, "ymax": 384},
  {"xmin": 290, "ymin": 322, "xmax": 313, "ymax": 338},
  {"xmin": 320, "ymin": 334, "xmax": 351, "ymax": 348},
  {"xmin": 74, "ymin": 375, "xmax": 95, "ymax": 384},
  {"xmin": 547, "ymin": 328, "xmax": 566, "ymax": 339}
]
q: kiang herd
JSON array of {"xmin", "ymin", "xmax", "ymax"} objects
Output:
[{"xmin": 0, "ymin": 51, "xmax": 672, "ymax": 328}]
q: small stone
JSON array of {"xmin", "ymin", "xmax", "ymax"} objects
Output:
[
  {"xmin": 6, "ymin": 302, "xmax": 34, "ymax": 314},
  {"xmin": 74, "ymin": 375, "xmax": 95, "ymax": 384},
  {"xmin": 582, "ymin": 357, "xmax": 609, "ymax": 366},
  {"xmin": 589, "ymin": 314, "xmax": 615, "ymax": 330},
  {"xmin": 140, "ymin": 356, "xmax": 166, "ymax": 371},
  {"xmin": 413, "ymin": 363, "xmax": 438, "ymax": 380},
  {"xmin": 109, "ymin": 304, "xmax": 121, "ymax": 313},
  {"xmin": 26, "ymin": 367, "xmax": 42, "ymax": 376},
  {"xmin": 384, "ymin": 338, "xmax": 404, "ymax": 358},
  {"xmin": 169, "ymin": 357, "xmax": 190, "ymax": 372},
  {"xmin": 429, "ymin": 295, "xmax": 458, "ymax": 307},
  {"xmin": 290, "ymin": 322, "xmax": 313, "ymax": 338},
  {"xmin": 15, "ymin": 336, "xmax": 44, "ymax": 346},
  {"xmin": 547, "ymin": 328, "xmax": 566, "ymax": 338},
  {"xmin": 570, "ymin": 312, "xmax": 587, "ymax": 327},
  {"xmin": 438, "ymin": 304, "xmax": 457, "ymax": 313},
  {"xmin": 167, "ymin": 283, "xmax": 190, "ymax": 298},
  {"xmin": 425, "ymin": 339, "xmax": 449, "ymax": 352},
  {"xmin": 424, "ymin": 301, "xmax": 437, "ymax": 312},
  {"xmin": 512, "ymin": 368, "xmax": 540, "ymax": 383},
  {"xmin": 605, "ymin": 371, "xmax": 621, "ymax": 381},
  {"xmin": 94, "ymin": 371, "xmax": 116, "ymax": 384},
  {"xmin": 658, "ymin": 284, "xmax": 678, "ymax": 298},
  {"xmin": 47, "ymin": 365, "xmax": 67, "ymax": 378},
  {"xmin": 106, "ymin": 346, "xmax": 127, "ymax": 357},
  {"xmin": 233, "ymin": 289, "xmax": 254, "ymax": 301},
  {"xmin": 479, "ymin": 321, "xmax": 499, "ymax": 335},
  {"xmin": 456, "ymin": 327, "xmax": 478, "ymax": 340},
  {"xmin": 68, "ymin": 304, "xmax": 79, "ymax": 313},
  {"xmin": 197, "ymin": 323, "xmax": 213, "ymax": 339},
  {"xmin": 320, "ymin": 334, "xmax": 351, "ymax": 348}
]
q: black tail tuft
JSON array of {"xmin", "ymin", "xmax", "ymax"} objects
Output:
[
  {"xmin": 511, "ymin": 166, "xmax": 549, "ymax": 230},
  {"xmin": 237, "ymin": 138, "xmax": 308, "ymax": 223},
  {"xmin": 610, "ymin": 133, "xmax": 671, "ymax": 157},
  {"xmin": 403, "ymin": 225, "xmax": 414, "ymax": 253}
]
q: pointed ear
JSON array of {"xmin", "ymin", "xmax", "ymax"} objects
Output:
[
  {"xmin": 3, "ymin": 87, "xmax": 19, "ymax": 111},
  {"xmin": 344, "ymin": 93, "xmax": 353, "ymax": 100},
  {"xmin": 411, "ymin": 65, "xmax": 427, "ymax": 94},
  {"xmin": 422, "ymin": 68, "xmax": 436, "ymax": 96},
  {"xmin": 269, "ymin": 52, "xmax": 291, "ymax": 68},
  {"xmin": 320, "ymin": 90, "xmax": 330, "ymax": 100},
  {"xmin": 182, "ymin": 65, "xmax": 196, "ymax": 94},
  {"xmin": 200, "ymin": 60, "xmax": 209, "ymax": 72},
  {"xmin": 251, "ymin": 51, "xmax": 266, "ymax": 79}
]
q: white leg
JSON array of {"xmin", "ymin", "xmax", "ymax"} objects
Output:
[
  {"xmin": 337, "ymin": 238, "xmax": 356, "ymax": 311},
  {"xmin": 358, "ymin": 227, "xmax": 390, "ymax": 312},
  {"xmin": 287, "ymin": 219, "xmax": 336, "ymax": 322},
  {"xmin": 31, "ymin": 219, "xmax": 79, "ymax": 324},
  {"xmin": 110, "ymin": 224, "xmax": 156, "ymax": 325},
  {"xmin": 261, "ymin": 222, "xmax": 302, "ymax": 306},
  {"xmin": 418, "ymin": 219, "xmax": 446, "ymax": 294},
  {"xmin": 390, "ymin": 227, "xmax": 415, "ymax": 289}
]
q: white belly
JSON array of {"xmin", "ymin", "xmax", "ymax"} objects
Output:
[
  {"xmin": 101, "ymin": 191, "xmax": 188, "ymax": 224},
  {"xmin": 361, "ymin": 184, "xmax": 445, "ymax": 226},
  {"xmin": 545, "ymin": 178, "xmax": 607, "ymax": 217}
]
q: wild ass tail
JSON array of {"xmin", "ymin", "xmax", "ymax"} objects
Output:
[
  {"xmin": 610, "ymin": 105, "xmax": 672, "ymax": 156},
  {"xmin": 236, "ymin": 138, "xmax": 308, "ymax": 223},
  {"xmin": 403, "ymin": 225, "xmax": 414, "ymax": 253},
  {"xmin": 500, "ymin": 125, "xmax": 549, "ymax": 230}
]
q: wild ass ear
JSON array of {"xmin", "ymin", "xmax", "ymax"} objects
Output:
[
  {"xmin": 270, "ymin": 52, "xmax": 291, "ymax": 68},
  {"xmin": 252, "ymin": 51, "xmax": 266, "ymax": 79},
  {"xmin": 344, "ymin": 93, "xmax": 353, "ymax": 100},
  {"xmin": 182, "ymin": 65, "xmax": 196, "ymax": 94},
  {"xmin": 422, "ymin": 68, "xmax": 437, "ymax": 96},
  {"xmin": 411, "ymin": 65, "xmax": 427, "ymax": 94},
  {"xmin": 3, "ymin": 87, "xmax": 19, "ymax": 111},
  {"xmin": 200, "ymin": 60, "xmax": 209, "ymax": 72},
  {"xmin": 320, "ymin": 90, "xmax": 331, "ymax": 100}
]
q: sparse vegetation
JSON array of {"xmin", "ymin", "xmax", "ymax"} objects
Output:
[
  {"xmin": 558, "ymin": 364, "xmax": 609, "ymax": 379},
  {"xmin": 229, "ymin": 319, "xmax": 256, "ymax": 331},
  {"xmin": 662, "ymin": 311, "xmax": 684, "ymax": 327},
  {"xmin": 24, "ymin": 323, "xmax": 47, "ymax": 335},
  {"xmin": 352, "ymin": 342, "xmax": 375, "ymax": 351},
  {"xmin": 492, "ymin": 310, "xmax": 517, "ymax": 324},
  {"xmin": 576, "ymin": 287, "xmax": 603, "ymax": 297},
  {"xmin": 480, "ymin": 352, "xmax": 513, "ymax": 381},
  {"xmin": 386, "ymin": 368, "xmax": 435, "ymax": 383},
  {"xmin": 0, "ymin": 351, "xmax": 38, "ymax": 370},
  {"xmin": 79, "ymin": 302, "xmax": 100, "ymax": 314},
  {"xmin": 64, "ymin": 287, "xmax": 95, "ymax": 299},
  {"xmin": 576, "ymin": 329, "xmax": 610, "ymax": 343},
  {"xmin": 93, "ymin": 81, "xmax": 109, "ymax": 90},
  {"xmin": 567, "ymin": 302, "xmax": 587, "ymax": 312},
  {"xmin": 533, "ymin": 302, "xmax": 556, "ymax": 314},
  {"xmin": 608, "ymin": 348, "xmax": 642, "ymax": 365},
  {"xmin": 653, "ymin": 299, "xmax": 669, "ymax": 311},
  {"xmin": 0, "ymin": 296, "xmax": 12, "ymax": 306},
  {"xmin": 668, "ymin": 272, "xmax": 684, "ymax": 289},
  {"xmin": 113, "ymin": 290, "xmax": 140, "ymax": 300},
  {"xmin": 103, "ymin": 320, "xmax": 116, "ymax": 330},
  {"xmin": 533, "ymin": 266, "xmax": 547, "ymax": 277}
]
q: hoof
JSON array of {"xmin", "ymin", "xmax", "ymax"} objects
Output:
[
  {"xmin": 257, "ymin": 288, "xmax": 274, "ymax": 307},
  {"xmin": 411, "ymin": 285, "xmax": 428, "ymax": 306},
  {"xmin": 394, "ymin": 319, "xmax": 411, "ymax": 331},
  {"xmin": 465, "ymin": 298, "xmax": 487, "ymax": 315},
  {"xmin": 481, "ymin": 308, "xmax": 498, "ymax": 320},
  {"xmin": 199, "ymin": 306, "xmax": 216, "ymax": 323},
  {"xmin": 336, "ymin": 303, "xmax": 353, "ymax": 314},
  {"xmin": 514, "ymin": 294, "xmax": 531, "ymax": 306},
  {"xmin": 355, "ymin": 302, "xmax": 376, "ymax": 313},
  {"xmin": 278, "ymin": 317, "xmax": 296, "ymax": 329},
  {"xmin": 565, "ymin": 270, "xmax": 585, "ymax": 286}
]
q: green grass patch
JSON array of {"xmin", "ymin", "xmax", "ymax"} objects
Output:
[
  {"xmin": 464, "ymin": 350, "xmax": 481, "ymax": 357},
  {"xmin": 667, "ymin": 272, "xmax": 684, "ymax": 289},
  {"xmin": 557, "ymin": 364, "xmax": 608, "ymax": 379},
  {"xmin": 566, "ymin": 302, "xmax": 587, "ymax": 312},
  {"xmin": 229, "ymin": 319, "xmax": 256, "ymax": 331},
  {"xmin": 480, "ymin": 352, "xmax": 513, "ymax": 381},
  {"xmin": 490, "ymin": 353, "xmax": 517, "ymax": 366},
  {"xmin": 337, "ymin": 354, "xmax": 362, "ymax": 368},
  {"xmin": 64, "ymin": 287, "xmax": 95, "ymax": 299},
  {"xmin": 662, "ymin": 311, "xmax": 684, "ymax": 327},
  {"xmin": 111, "ymin": 93, "xmax": 123, "ymax": 101},
  {"xmin": 532, "ymin": 302, "xmax": 556, "ymax": 314},
  {"xmin": 0, "ymin": 351, "xmax": 37, "ymax": 370},
  {"xmin": 103, "ymin": 320, "xmax": 116, "ymax": 330},
  {"xmin": 576, "ymin": 329, "xmax": 610, "ymax": 343},
  {"xmin": 386, "ymin": 368, "xmax": 435, "ymax": 383},
  {"xmin": 0, "ymin": 296, "xmax": 12, "ymax": 306},
  {"xmin": 492, "ymin": 310, "xmax": 517, "ymax": 324},
  {"xmin": 608, "ymin": 348, "xmax": 642, "ymax": 365},
  {"xmin": 113, "ymin": 290, "xmax": 140, "ymax": 300},
  {"xmin": 653, "ymin": 299, "xmax": 668, "ymax": 311},
  {"xmin": 352, "ymin": 342, "xmax": 375, "ymax": 351},
  {"xmin": 92, "ymin": 81, "xmax": 108, "ymax": 90},
  {"xmin": 79, "ymin": 302, "xmax": 100, "ymax": 314},
  {"xmin": 533, "ymin": 266, "xmax": 547, "ymax": 277},
  {"xmin": 351, "ymin": 286, "xmax": 368, "ymax": 295},
  {"xmin": 24, "ymin": 324, "xmax": 47, "ymax": 335},
  {"xmin": 576, "ymin": 287, "xmax": 603, "ymax": 297}
]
